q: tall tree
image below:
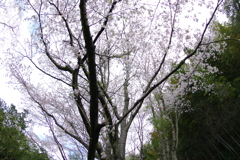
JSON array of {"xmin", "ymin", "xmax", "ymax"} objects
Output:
[
  {"xmin": 1, "ymin": 0, "xmax": 225, "ymax": 159},
  {"xmin": 124, "ymin": 1, "xmax": 240, "ymax": 159},
  {"xmin": 177, "ymin": 0, "xmax": 240, "ymax": 158},
  {"xmin": 0, "ymin": 99, "xmax": 50, "ymax": 160}
]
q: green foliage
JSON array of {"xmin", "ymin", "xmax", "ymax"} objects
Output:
[
  {"xmin": 135, "ymin": 2, "xmax": 240, "ymax": 160},
  {"xmin": 224, "ymin": 0, "xmax": 240, "ymax": 29},
  {"xmin": 177, "ymin": 2, "xmax": 240, "ymax": 158},
  {"xmin": 177, "ymin": 85, "xmax": 240, "ymax": 159},
  {"xmin": 143, "ymin": 105, "xmax": 178, "ymax": 160},
  {"xmin": 126, "ymin": 153, "xmax": 141, "ymax": 160},
  {"xmin": 0, "ymin": 99, "xmax": 50, "ymax": 160},
  {"xmin": 142, "ymin": 143, "xmax": 159, "ymax": 160}
]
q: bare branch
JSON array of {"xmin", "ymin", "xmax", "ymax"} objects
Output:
[
  {"xmin": 93, "ymin": 0, "xmax": 121, "ymax": 44},
  {"xmin": 26, "ymin": 56, "xmax": 72, "ymax": 86},
  {"xmin": 44, "ymin": 113, "xmax": 68, "ymax": 160},
  {"xmin": 28, "ymin": 0, "xmax": 73, "ymax": 73},
  {"xmin": 22, "ymin": 84, "xmax": 89, "ymax": 150},
  {"xmin": 99, "ymin": 84, "xmax": 120, "ymax": 120},
  {"xmin": 0, "ymin": 22, "xmax": 16, "ymax": 32},
  {"xmin": 48, "ymin": 0, "xmax": 74, "ymax": 46},
  {"xmin": 143, "ymin": 0, "xmax": 179, "ymax": 93},
  {"xmin": 201, "ymin": 38, "xmax": 240, "ymax": 45}
]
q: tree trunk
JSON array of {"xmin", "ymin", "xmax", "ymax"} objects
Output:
[
  {"xmin": 117, "ymin": 128, "xmax": 128, "ymax": 160},
  {"xmin": 80, "ymin": 1, "xmax": 100, "ymax": 159}
]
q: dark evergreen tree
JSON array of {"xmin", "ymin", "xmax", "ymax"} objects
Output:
[
  {"xmin": 177, "ymin": 1, "xmax": 240, "ymax": 159},
  {"xmin": 0, "ymin": 99, "xmax": 50, "ymax": 160}
]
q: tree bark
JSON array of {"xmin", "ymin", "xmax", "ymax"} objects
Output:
[{"xmin": 79, "ymin": 1, "xmax": 100, "ymax": 159}]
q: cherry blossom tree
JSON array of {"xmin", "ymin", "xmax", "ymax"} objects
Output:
[{"xmin": 1, "ymin": 0, "xmax": 225, "ymax": 159}]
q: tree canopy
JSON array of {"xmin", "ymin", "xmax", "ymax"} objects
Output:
[
  {"xmin": 0, "ymin": 0, "xmax": 233, "ymax": 159},
  {"xmin": 141, "ymin": 1, "xmax": 240, "ymax": 159},
  {"xmin": 0, "ymin": 99, "xmax": 50, "ymax": 160}
]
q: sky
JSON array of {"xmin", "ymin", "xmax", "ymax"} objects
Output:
[
  {"xmin": 0, "ymin": 70, "xmax": 21, "ymax": 105},
  {"xmin": 0, "ymin": 2, "xmax": 58, "ymax": 157},
  {"xmin": 0, "ymin": 0, "xmax": 21, "ymax": 105},
  {"xmin": 0, "ymin": 0, "xmax": 33, "ymax": 107}
]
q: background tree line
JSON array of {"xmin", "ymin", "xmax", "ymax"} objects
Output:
[
  {"xmin": 0, "ymin": 99, "xmax": 50, "ymax": 160},
  {"xmin": 132, "ymin": 0, "xmax": 240, "ymax": 159}
]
